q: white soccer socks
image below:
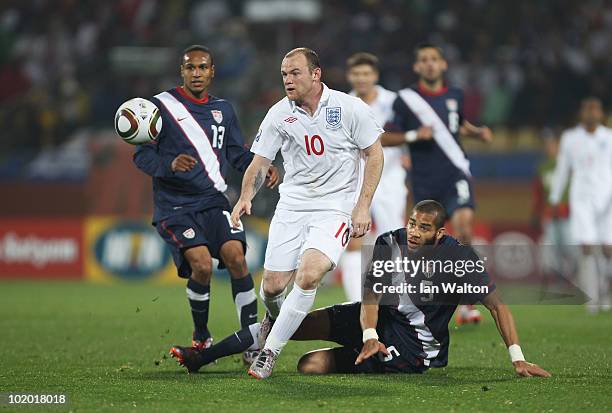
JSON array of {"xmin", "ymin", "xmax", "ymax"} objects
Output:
[
  {"xmin": 579, "ymin": 254, "xmax": 599, "ymax": 313},
  {"xmin": 264, "ymin": 283, "xmax": 316, "ymax": 354},
  {"xmin": 260, "ymin": 283, "xmax": 287, "ymax": 319}
]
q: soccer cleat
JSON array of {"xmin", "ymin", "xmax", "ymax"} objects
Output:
[
  {"xmin": 169, "ymin": 345, "xmax": 205, "ymax": 374},
  {"xmin": 455, "ymin": 305, "xmax": 483, "ymax": 325},
  {"xmin": 257, "ymin": 313, "xmax": 274, "ymax": 349},
  {"xmin": 242, "ymin": 350, "xmax": 260, "ymax": 365},
  {"xmin": 248, "ymin": 349, "xmax": 278, "ymax": 380},
  {"xmin": 192, "ymin": 334, "xmax": 213, "ymax": 351}
]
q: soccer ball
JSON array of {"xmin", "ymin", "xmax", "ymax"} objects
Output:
[{"xmin": 114, "ymin": 98, "xmax": 162, "ymax": 145}]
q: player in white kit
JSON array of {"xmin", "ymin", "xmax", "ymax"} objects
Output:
[
  {"xmin": 339, "ymin": 52, "xmax": 408, "ymax": 301},
  {"xmin": 549, "ymin": 97, "xmax": 612, "ymax": 313},
  {"xmin": 231, "ymin": 48, "xmax": 384, "ymax": 379}
]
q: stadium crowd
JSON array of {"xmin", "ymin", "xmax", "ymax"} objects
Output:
[{"xmin": 1, "ymin": 0, "xmax": 611, "ymax": 154}]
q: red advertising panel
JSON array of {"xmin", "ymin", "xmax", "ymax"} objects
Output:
[{"xmin": 0, "ymin": 218, "xmax": 84, "ymax": 279}]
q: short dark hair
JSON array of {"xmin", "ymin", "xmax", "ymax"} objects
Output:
[
  {"xmin": 414, "ymin": 43, "xmax": 445, "ymax": 60},
  {"xmin": 346, "ymin": 52, "xmax": 379, "ymax": 71},
  {"xmin": 580, "ymin": 96, "xmax": 603, "ymax": 107},
  {"xmin": 413, "ymin": 200, "xmax": 447, "ymax": 229},
  {"xmin": 284, "ymin": 47, "xmax": 320, "ymax": 72},
  {"xmin": 181, "ymin": 45, "xmax": 214, "ymax": 66}
]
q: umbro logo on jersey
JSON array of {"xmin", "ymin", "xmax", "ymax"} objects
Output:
[
  {"xmin": 284, "ymin": 116, "xmax": 297, "ymax": 123},
  {"xmin": 211, "ymin": 110, "xmax": 223, "ymax": 124},
  {"xmin": 182, "ymin": 228, "xmax": 195, "ymax": 239}
]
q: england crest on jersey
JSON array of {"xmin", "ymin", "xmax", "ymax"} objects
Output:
[
  {"xmin": 325, "ymin": 107, "xmax": 341, "ymax": 128},
  {"xmin": 211, "ymin": 110, "xmax": 223, "ymax": 124}
]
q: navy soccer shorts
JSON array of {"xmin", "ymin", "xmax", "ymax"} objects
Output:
[
  {"xmin": 156, "ymin": 208, "xmax": 247, "ymax": 278},
  {"xmin": 324, "ymin": 302, "xmax": 429, "ymax": 374},
  {"xmin": 412, "ymin": 174, "xmax": 475, "ymax": 217}
]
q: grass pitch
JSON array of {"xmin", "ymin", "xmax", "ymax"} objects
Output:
[{"xmin": 1, "ymin": 280, "xmax": 611, "ymax": 412}]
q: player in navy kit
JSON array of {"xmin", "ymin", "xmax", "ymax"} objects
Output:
[
  {"xmin": 169, "ymin": 201, "xmax": 550, "ymax": 379},
  {"xmin": 133, "ymin": 45, "xmax": 279, "ymax": 354},
  {"xmin": 382, "ymin": 43, "xmax": 493, "ymax": 324}
]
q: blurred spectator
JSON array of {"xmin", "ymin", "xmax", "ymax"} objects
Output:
[{"xmin": 1, "ymin": 0, "xmax": 611, "ymax": 156}]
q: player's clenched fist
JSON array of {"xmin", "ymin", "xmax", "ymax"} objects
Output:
[
  {"xmin": 513, "ymin": 361, "xmax": 551, "ymax": 378},
  {"xmin": 351, "ymin": 204, "xmax": 371, "ymax": 238},
  {"xmin": 171, "ymin": 154, "xmax": 197, "ymax": 172},
  {"xmin": 355, "ymin": 339, "xmax": 389, "ymax": 365},
  {"xmin": 231, "ymin": 199, "xmax": 251, "ymax": 228}
]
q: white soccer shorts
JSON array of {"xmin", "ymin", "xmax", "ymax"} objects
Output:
[
  {"xmin": 569, "ymin": 200, "xmax": 612, "ymax": 245},
  {"xmin": 263, "ymin": 209, "xmax": 352, "ymax": 271},
  {"xmin": 371, "ymin": 168, "xmax": 407, "ymax": 236}
]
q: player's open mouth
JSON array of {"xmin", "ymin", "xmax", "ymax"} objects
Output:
[{"xmin": 408, "ymin": 239, "xmax": 419, "ymax": 248}]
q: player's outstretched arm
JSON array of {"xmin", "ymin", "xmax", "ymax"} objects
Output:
[
  {"xmin": 548, "ymin": 133, "xmax": 571, "ymax": 208},
  {"xmin": 352, "ymin": 140, "xmax": 384, "ymax": 238},
  {"xmin": 355, "ymin": 289, "xmax": 388, "ymax": 365},
  {"xmin": 380, "ymin": 127, "xmax": 434, "ymax": 146},
  {"xmin": 483, "ymin": 292, "xmax": 551, "ymax": 378},
  {"xmin": 230, "ymin": 154, "xmax": 271, "ymax": 227},
  {"xmin": 460, "ymin": 120, "xmax": 493, "ymax": 142},
  {"xmin": 133, "ymin": 143, "xmax": 178, "ymax": 177}
]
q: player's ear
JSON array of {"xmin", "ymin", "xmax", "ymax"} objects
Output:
[
  {"xmin": 210, "ymin": 64, "xmax": 215, "ymax": 78},
  {"xmin": 435, "ymin": 227, "xmax": 446, "ymax": 241},
  {"xmin": 312, "ymin": 67, "xmax": 321, "ymax": 81}
]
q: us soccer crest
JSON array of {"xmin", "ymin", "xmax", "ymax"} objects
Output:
[
  {"xmin": 325, "ymin": 107, "xmax": 341, "ymax": 128},
  {"xmin": 211, "ymin": 110, "xmax": 223, "ymax": 124},
  {"xmin": 182, "ymin": 228, "xmax": 195, "ymax": 239},
  {"xmin": 446, "ymin": 99, "xmax": 458, "ymax": 112}
]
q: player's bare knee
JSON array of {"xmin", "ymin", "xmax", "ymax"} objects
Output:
[
  {"xmin": 220, "ymin": 242, "xmax": 248, "ymax": 277},
  {"xmin": 190, "ymin": 258, "xmax": 213, "ymax": 284},
  {"xmin": 297, "ymin": 352, "xmax": 325, "ymax": 374},
  {"xmin": 295, "ymin": 271, "xmax": 320, "ymax": 290},
  {"xmin": 262, "ymin": 271, "xmax": 288, "ymax": 296},
  {"xmin": 225, "ymin": 254, "xmax": 248, "ymax": 278}
]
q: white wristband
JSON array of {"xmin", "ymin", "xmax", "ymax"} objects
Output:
[
  {"xmin": 508, "ymin": 344, "xmax": 525, "ymax": 362},
  {"xmin": 404, "ymin": 130, "xmax": 418, "ymax": 143},
  {"xmin": 362, "ymin": 328, "xmax": 379, "ymax": 343}
]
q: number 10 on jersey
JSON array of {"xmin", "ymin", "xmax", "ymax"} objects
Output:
[{"xmin": 304, "ymin": 135, "xmax": 324, "ymax": 155}]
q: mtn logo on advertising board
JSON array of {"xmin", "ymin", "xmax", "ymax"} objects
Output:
[{"xmin": 93, "ymin": 221, "xmax": 171, "ymax": 280}]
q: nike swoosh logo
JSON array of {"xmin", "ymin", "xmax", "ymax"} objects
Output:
[
  {"xmin": 177, "ymin": 117, "xmax": 187, "ymax": 121},
  {"xmin": 248, "ymin": 314, "xmax": 257, "ymax": 319}
]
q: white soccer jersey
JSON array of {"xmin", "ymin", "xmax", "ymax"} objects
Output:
[
  {"xmin": 251, "ymin": 84, "xmax": 383, "ymax": 215},
  {"xmin": 550, "ymin": 125, "xmax": 612, "ymax": 212},
  {"xmin": 351, "ymin": 86, "xmax": 404, "ymax": 171},
  {"xmin": 350, "ymin": 85, "xmax": 407, "ymax": 233}
]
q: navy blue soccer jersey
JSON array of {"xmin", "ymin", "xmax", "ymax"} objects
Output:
[
  {"xmin": 393, "ymin": 84, "xmax": 467, "ymax": 187},
  {"xmin": 366, "ymin": 229, "xmax": 495, "ymax": 368},
  {"xmin": 133, "ymin": 87, "xmax": 253, "ymax": 223}
]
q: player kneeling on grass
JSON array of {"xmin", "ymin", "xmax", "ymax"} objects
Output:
[{"xmin": 171, "ymin": 200, "xmax": 550, "ymax": 378}]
